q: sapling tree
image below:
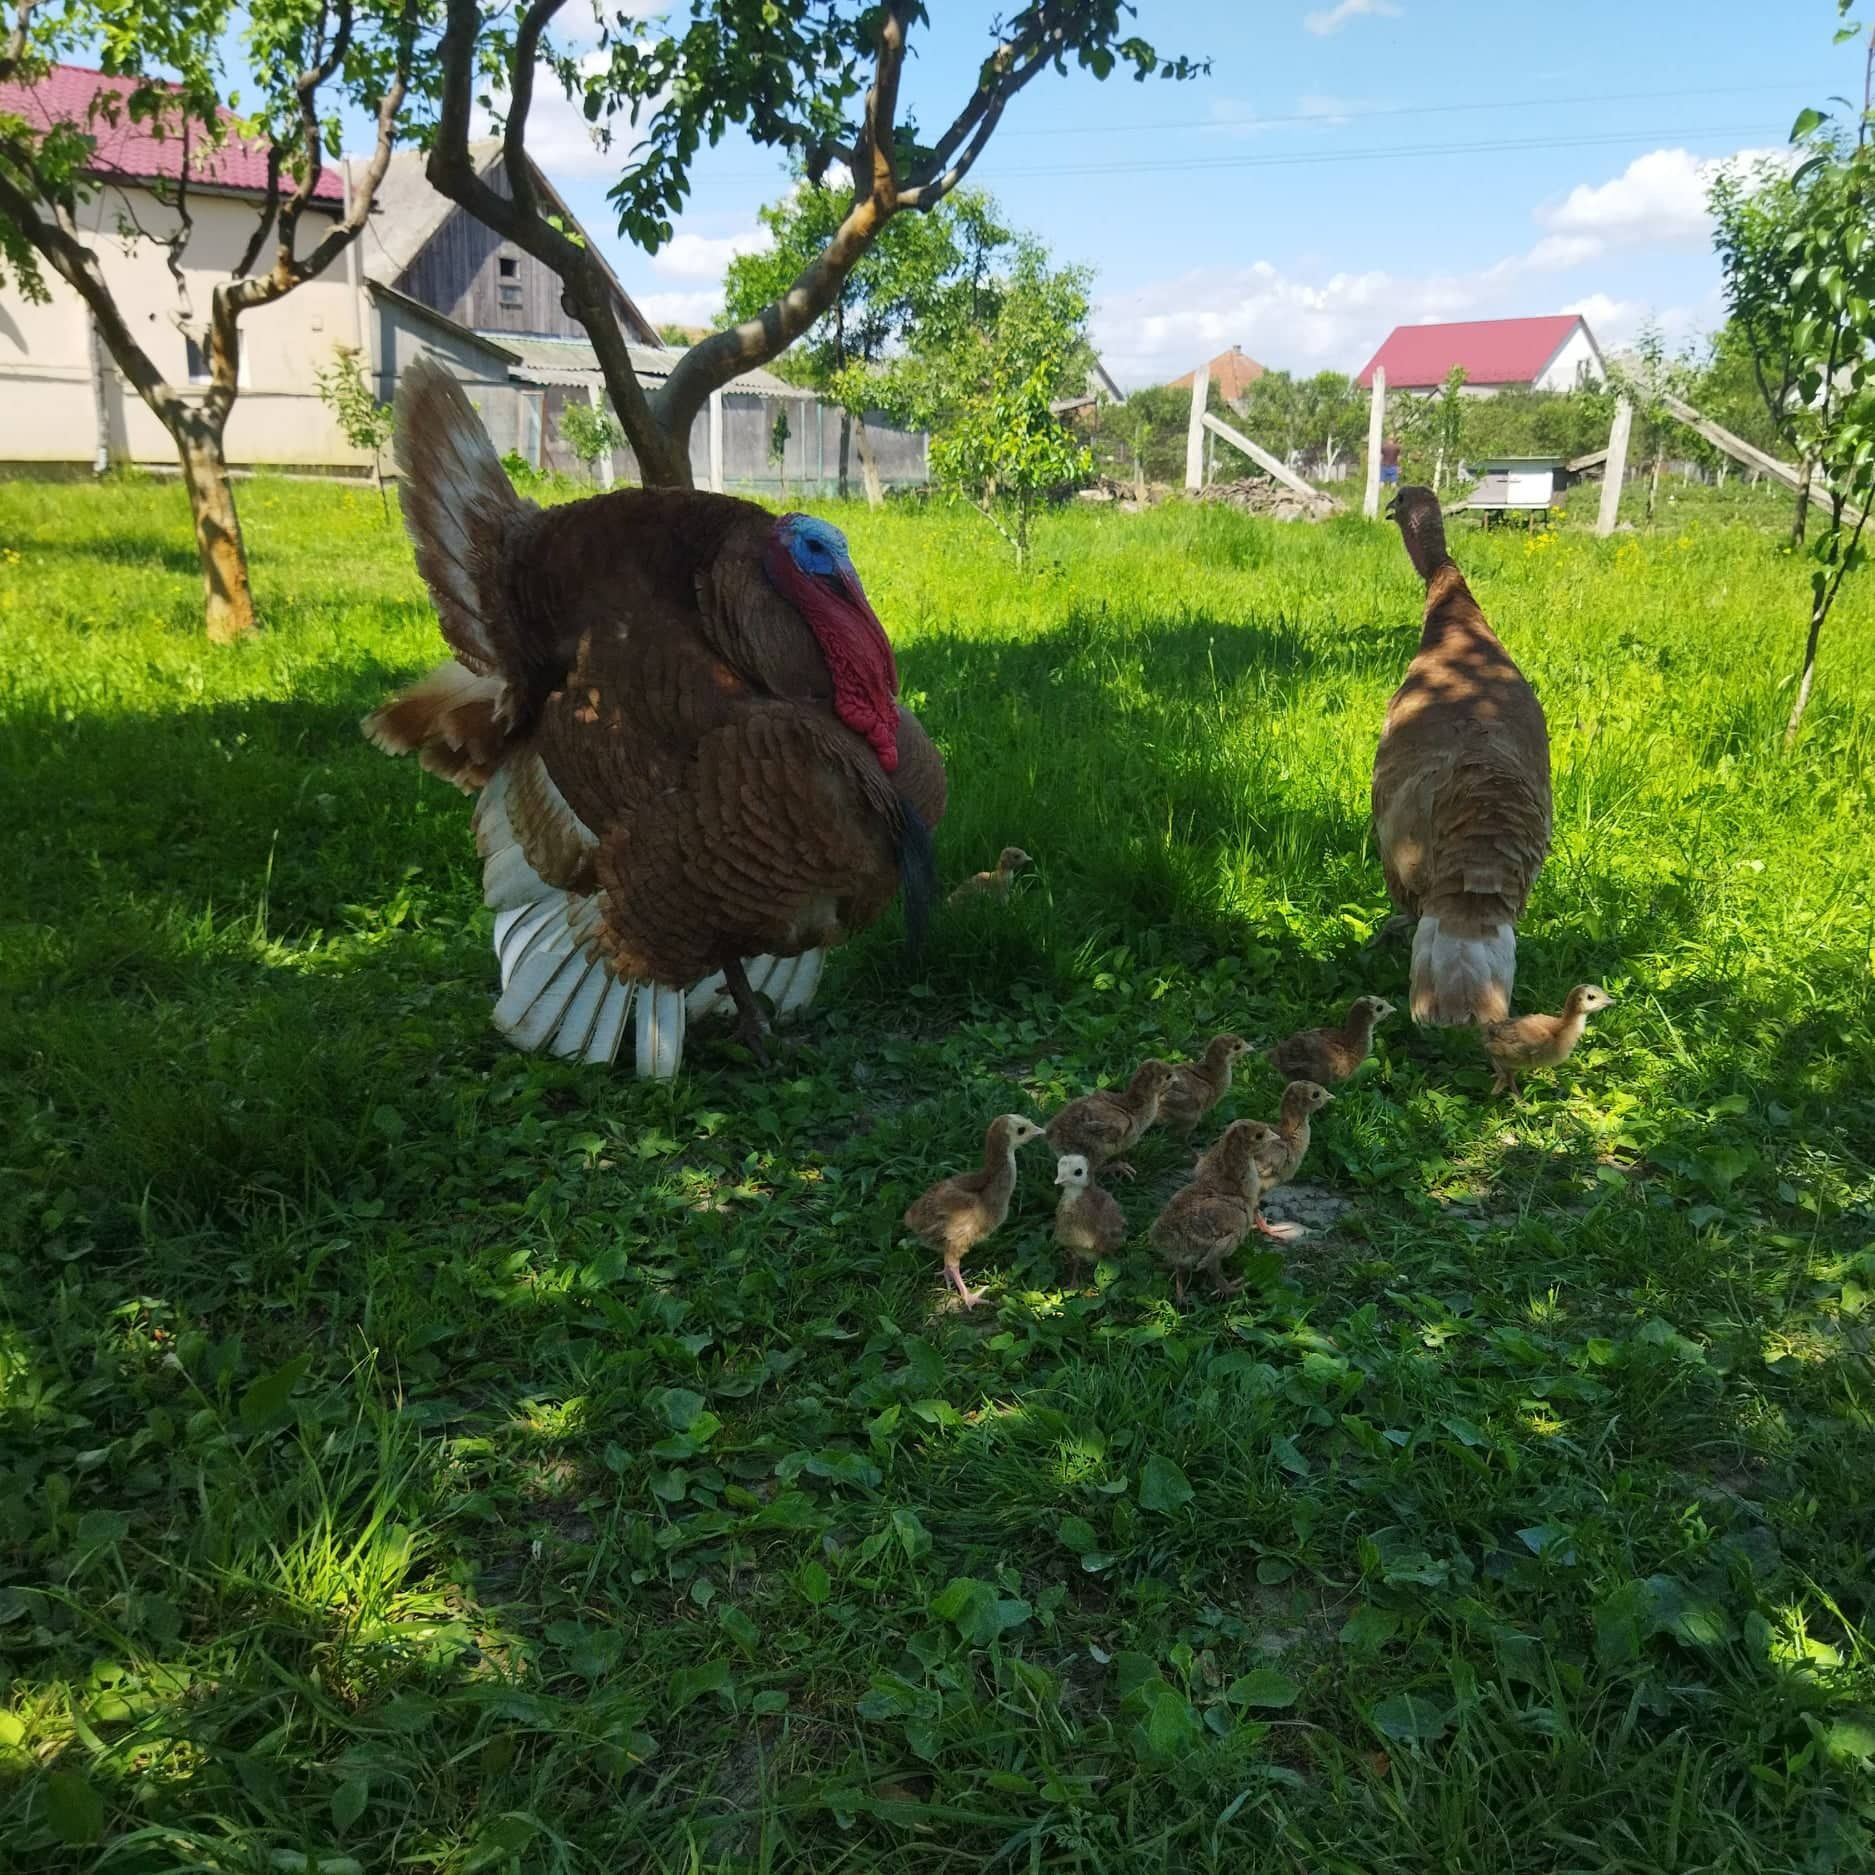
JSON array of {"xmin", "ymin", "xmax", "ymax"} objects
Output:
[
  {"xmin": 314, "ymin": 343, "xmax": 395, "ymax": 515},
  {"xmin": 1716, "ymin": 3, "xmax": 1875, "ymax": 743},
  {"xmin": 558, "ymin": 394, "xmax": 622, "ymax": 485},
  {"xmin": 428, "ymin": 0, "xmax": 1200, "ymax": 490}
]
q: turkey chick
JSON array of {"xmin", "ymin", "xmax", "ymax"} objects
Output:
[
  {"xmin": 1053, "ymin": 1153, "xmax": 1127, "ymax": 1267},
  {"xmin": 1269, "ymin": 996, "xmax": 1395, "ymax": 1086},
  {"xmin": 904, "ymin": 1113, "xmax": 1046, "ymax": 1307},
  {"xmin": 1481, "ymin": 984, "xmax": 1615, "ymax": 1097}
]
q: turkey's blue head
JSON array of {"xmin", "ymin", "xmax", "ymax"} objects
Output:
[{"xmin": 764, "ymin": 512, "xmax": 900, "ymax": 772}]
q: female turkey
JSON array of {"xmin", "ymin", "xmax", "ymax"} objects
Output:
[
  {"xmin": 1373, "ymin": 486, "xmax": 1551, "ymax": 1026},
  {"xmin": 365, "ymin": 359, "xmax": 946, "ymax": 1076}
]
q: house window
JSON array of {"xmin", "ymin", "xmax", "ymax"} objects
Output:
[
  {"xmin": 498, "ymin": 282, "xmax": 523, "ymax": 308},
  {"xmin": 185, "ymin": 333, "xmax": 242, "ymax": 386},
  {"xmin": 496, "ymin": 253, "xmax": 523, "ymax": 308},
  {"xmin": 498, "ymin": 256, "xmax": 518, "ymax": 277}
]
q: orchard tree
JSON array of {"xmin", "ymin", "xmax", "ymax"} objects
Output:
[
  {"xmin": 0, "ymin": 0, "xmax": 429, "ymax": 642},
  {"xmin": 1717, "ymin": 4, "xmax": 1875, "ymax": 743},
  {"xmin": 429, "ymin": 0, "xmax": 1201, "ymax": 490},
  {"xmin": 314, "ymin": 342, "xmax": 396, "ymax": 515},
  {"xmin": 723, "ymin": 180, "xmax": 1011, "ymax": 502}
]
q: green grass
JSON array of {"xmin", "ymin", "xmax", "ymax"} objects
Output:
[{"xmin": 2, "ymin": 469, "xmax": 1873, "ymax": 1873}]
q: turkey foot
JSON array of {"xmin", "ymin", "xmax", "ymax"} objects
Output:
[
  {"xmin": 721, "ymin": 957, "xmax": 774, "ymax": 1067},
  {"xmin": 943, "ymin": 1259, "xmax": 987, "ymax": 1309}
]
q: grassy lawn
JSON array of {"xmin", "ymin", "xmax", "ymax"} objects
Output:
[{"xmin": 2, "ymin": 469, "xmax": 1873, "ymax": 1873}]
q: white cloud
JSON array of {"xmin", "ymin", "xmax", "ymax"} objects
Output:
[
  {"xmin": 650, "ymin": 227, "xmax": 773, "ymax": 279},
  {"xmin": 471, "ymin": 50, "xmax": 657, "ymax": 181},
  {"xmin": 1537, "ymin": 146, "xmax": 1786, "ymax": 253},
  {"xmin": 1303, "ymin": 0, "xmax": 1401, "ymax": 37},
  {"xmin": 631, "ymin": 289, "xmax": 723, "ymax": 330}
]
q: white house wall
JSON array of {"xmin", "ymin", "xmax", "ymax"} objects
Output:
[
  {"xmin": 1534, "ymin": 325, "xmax": 1605, "ymax": 392},
  {"xmin": 0, "ymin": 183, "xmax": 367, "ymax": 466}
]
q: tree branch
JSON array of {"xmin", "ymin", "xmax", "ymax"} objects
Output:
[
  {"xmin": 505, "ymin": 0, "xmax": 567, "ymax": 223},
  {"xmin": 1, "ymin": 0, "xmax": 38, "ymax": 79},
  {"xmin": 659, "ymin": 5, "xmax": 913, "ymax": 432},
  {"xmin": 231, "ymin": 146, "xmax": 283, "ymax": 280},
  {"xmin": 429, "ymin": 0, "xmax": 671, "ymax": 475},
  {"xmin": 0, "ymin": 160, "xmax": 181, "ymax": 419},
  {"xmin": 273, "ymin": 0, "xmax": 353, "ymax": 272}
]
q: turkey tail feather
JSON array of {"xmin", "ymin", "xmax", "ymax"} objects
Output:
[
  {"xmin": 394, "ymin": 355, "xmax": 531, "ymax": 676},
  {"xmin": 1411, "ymin": 914, "xmax": 1514, "ymax": 1026},
  {"xmin": 895, "ymin": 805, "xmax": 937, "ymax": 957}
]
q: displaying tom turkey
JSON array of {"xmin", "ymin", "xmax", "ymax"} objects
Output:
[
  {"xmin": 1373, "ymin": 487, "xmax": 1551, "ymax": 1026},
  {"xmin": 365, "ymin": 358, "xmax": 946, "ymax": 1077}
]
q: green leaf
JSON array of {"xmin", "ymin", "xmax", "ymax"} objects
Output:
[
  {"xmin": 73, "ymin": 1509, "xmax": 129, "ymax": 1552},
  {"xmin": 332, "ymin": 1773, "xmax": 369, "ymax": 1833},
  {"xmin": 891, "ymin": 1508, "xmax": 932, "ymax": 1560},
  {"xmin": 1791, "ymin": 106, "xmax": 1827, "ymax": 141},
  {"xmin": 797, "ymin": 1560, "xmax": 831, "ymax": 1606},
  {"xmin": 1339, "ymin": 1605, "xmax": 1401, "ymax": 1650},
  {"xmin": 1370, "ymin": 1693, "xmax": 1451, "ymax": 1742},
  {"xmin": 667, "ymin": 1659, "xmax": 731, "ymax": 1711},
  {"xmin": 1057, "ymin": 1515, "xmax": 1098, "ymax": 1554},
  {"xmin": 931, "ymin": 1575, "xmax": 1008, "ymax": 1646},
  {"xmin": 1137, "ymin": 1453, "xmax": 1194, "ymax": 1514},
  {"xmin": 46, "ymin": 1769, "xmax": 105, "ymax": 1845},
  {"xmin": 1226, "ymin": 1667, "xmax": 1299, "ymax": 1709},
  {"xmin": 655, "ymin": 1387, "xmax": 707, "ymax": 1431},
  {"xmin": 1141, "ymin": 1684, "xmax": 1203, "ymax": 1755},
  {"xmin": 239, "ymin": 1353, "xmax": 312, "ymax": 1432}
]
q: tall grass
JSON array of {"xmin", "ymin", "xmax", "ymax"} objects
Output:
[{"xmin": 1, "ymin": 471, "xmax": 1871, "ymax": 1873}]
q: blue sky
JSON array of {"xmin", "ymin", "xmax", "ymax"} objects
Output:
[{"xmin": 438, "ymin": 1, "xmax": 1850, "ymax": 384}]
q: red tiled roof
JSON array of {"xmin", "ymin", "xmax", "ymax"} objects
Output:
[
  {"xmin": 0, "ymin": 63, "xmax": 343, "ymax": 204},
  {"xmin": 1171, "ymin": 345, "xmax": 1267, "ymax": 400},
  {"xmin": 1357, "ymin": 316, "xmax": 1585, "ymax": 390}
]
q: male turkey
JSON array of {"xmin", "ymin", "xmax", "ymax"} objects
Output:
[
  {"xmin": 365, "ymin": 358, "xmax": 946, "ymax": 1077},
  {"xmin": 1373, "ymin": 486, "xmax": 1551, "ymax": 1026}
]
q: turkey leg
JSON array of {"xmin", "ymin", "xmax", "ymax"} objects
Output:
[{"xmin": 720, "ymin": 956, "xmax": 773, "ymax": 1067}]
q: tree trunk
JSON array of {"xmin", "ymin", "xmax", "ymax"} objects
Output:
[
  {"xmin": 854, "ymin": 414, "xmax": 884, "ymax": 509},
  {"xmin": 373, "ymin": 449, "xmax": 388, "ymax": 521},
  {"xmin": 1791, "ymin": 460, "xmax": 1814, "ymax": 547},
  {"xmin": 1784, "ymin": 588, "xmax": 1827, "ymax": 747},
  {"xmin": 838, "ymin": 410, "xmax": 852, "ymax": 501},
  {"xmin": 1645, "ymin": 452, "xmax": 1662, "ymax": 523},
  {"xmin": 174, "ymin": 411, "xmax": 257, "ymax": 644}
]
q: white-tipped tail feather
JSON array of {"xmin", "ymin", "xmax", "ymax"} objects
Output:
[
  {"xmin": 1410, "ymin": 915, "xmax": 1515, "ymax": 1027},
  {"xmin": 477, "ymin": 758, "xmax": 824, "ymax": 1077}
]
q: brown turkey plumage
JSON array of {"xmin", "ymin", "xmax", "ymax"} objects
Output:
[
  {"xmin": 364, "ymin": 359, "xmax": 947, "ymax": 1076},
  {"xmin": 1374, "ymin": 487, "xmax": 1551, "ymax": 1027}
]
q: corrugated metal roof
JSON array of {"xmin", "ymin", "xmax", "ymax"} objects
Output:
[
  {"xmin": 0, "ymin": 63, "xmax": 344, "ymax": 203},
  {"xmin": 1358, "ymin": 316, "xmax": 1587, "ymax": 390},
  {"xmin": 499, "ymin": 334, "xmax": 799, "ymax": 396}
]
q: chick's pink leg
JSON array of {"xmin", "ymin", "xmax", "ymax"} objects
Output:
[{"xmin": 943, "ymin": 1257, "xmax": 986, "ymax": 1309}]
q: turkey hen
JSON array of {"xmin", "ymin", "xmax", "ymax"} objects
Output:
[
  {"xmin": 1374, "ymin": 487, "xmax": 1550, "ymax": 1026},
  {"xmin": 365, "ymin": 358, "xmax": 947, "ymax": 1076}
]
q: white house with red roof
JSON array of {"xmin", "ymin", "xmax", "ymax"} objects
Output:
[
  {"xmin": 0, "ymin": 64, "xmax": 380, "ymax": 467},
  {"xmin": 1357, "ymin": 315, "xmax": 1606, "ymax": 396}
]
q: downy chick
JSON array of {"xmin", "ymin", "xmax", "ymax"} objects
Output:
[
  {"xmin": 949, "ymin": 846, "xmax": 1034, "ymax": 904},
  {"xmin": 1046, "ymin": 1059, "xmax": 1177, "ymax": 1177},
  {"xmin": 1252, "ymin": 1081, "xmax": 1333, "ymax": 1240},
  {"xmin": 1268, "ymin": 996, "xmax": 1395, "ymax": 1086},
  {"xmin": 1053, "ymin": 1153, "xmax": 1128, "ymax": 1266},
  {"xmin": 904, "ymin": 1113, "xmax": 1046, "ymax": 1307},
  {"xmin": 1158, "ymin": 1034, "xmax": 1252, "ymax": 1137},
  {"xmin": 1149, "ymin": 1119, "xmax": 1283, "ymax": 1301},
  {"xmin": 1481, "ymin": 984, "xmax": 1616, "ymax": 1096}
]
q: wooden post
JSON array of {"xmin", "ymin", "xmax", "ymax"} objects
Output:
[
  {"xmin": 1184, "ymin": 363, "xmax": 1209, "ymax": 493},
  {"xmin": 1596, "ymin": 396, "xmax": 1633, "ymax": 538},
  {"xmin": 1363, "ymin": 367, "xmax": 1386, "ymax": 519},
  {"xmin": 708, "ymin": 388, "xmax": 724, "ymax": 493},
  {"xmin": 1199, "ymin": 411, "xmax": 1336, "ymax": 514}
]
